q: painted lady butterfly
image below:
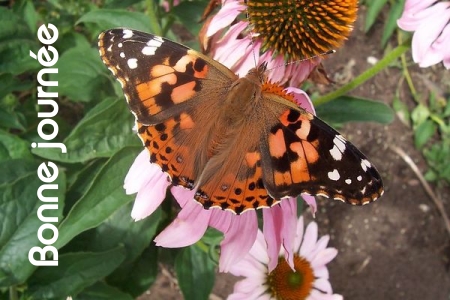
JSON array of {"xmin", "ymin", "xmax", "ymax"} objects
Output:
[{"xmin": 98, "ymin": 29, "xmax": 383, "ymax": 214}]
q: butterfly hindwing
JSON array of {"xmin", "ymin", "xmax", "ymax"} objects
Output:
[{"xmin": 261, "ymin": 102, "xmax": 383, "ymax": 205}]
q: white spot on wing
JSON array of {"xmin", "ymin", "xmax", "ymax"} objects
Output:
[
  {"xmin": 118, "ymin": 43, "xmax": 123, "ymax": 48},
  {"xmin": 107, "ymin": 45, "xmax": 112, "ymax": 52},
  {"xmin": 361, "ymin": 159, "xmax": 371, "ymax": 172},
  {"xmin": 345, "ymin": 178, "xmax": 352, "ymax": 185},
  {"xmin": 329, "ymin": 135, "xmax": 346, "ymax": 161},
  {"xmin": 142, "ymin": 37, "xmax": 164, "ymax": 56},
  {"xmin": 120, "ymin": 52, "xmax": 125, "ymax": 58},
  {"xmin": 328, "ymin": 169, "xmax": 340, "ymax": 181},
  {"xmin": 127, "ymin": 58, "xmax": 138, "ymax": 69},
  {"xmin": 357, "ymin": 175, "xmax": 362, "ymax": 181},
  {"xmin": 123, "ymin": 29, "xmax": 133, "ymax": 38}
]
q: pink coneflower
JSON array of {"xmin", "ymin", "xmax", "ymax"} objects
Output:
[
  {"xmin": 228, "ymin": 216, "xmax": 342, "ymax": 300},
  {"xmin": 202, "ymin": 0, "xmax": 358, "ymax": 86},
  {"xmin": 124, "ymin": 89, "xmax": 317, "ymax": 273},
  {"xmin": 397, "ymin": 0, "xmax": 450, "ymax": 69}
]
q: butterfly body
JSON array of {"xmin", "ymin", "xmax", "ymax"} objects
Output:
[{"xmin": 98, "ymin": 28, "xmax": 383, "ymax": 214}]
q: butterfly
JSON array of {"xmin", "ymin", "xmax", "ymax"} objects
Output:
[{"xmin": 98, "ymin": 28, "xmax": 383, "ymax": 214}]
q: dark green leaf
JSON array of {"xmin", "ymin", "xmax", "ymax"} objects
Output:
[
  {"xmin": 171, "ymin": 1, "xmax": 209, "ymax": 37},
  {"xmin": 48, "ymin": 45, "xmax": 108, "ymax": 102},
  {"xmin": 54, "ymin": 147, "xmax": 138, "ymax": 250},
  {"xmin": 315, "ymin": 96, "xmax": 395, "ymax": 124},
  {"xmin": 0, "ymin": 73, "xmax": 33, "ymax": 100},
  {"xmin": 0, "ymin": 164, "xmax": 65, "ymax": 286},
  {"xmin": 76, "ymin": 281, "xmax": 134, "ymax": 300},
  {"xmin": 32, "ymin": 98, "xmax": 139, "ymax": 163},
  {"xmin": 175, "ymin": 244, "xmax": 216, "ymax": 300},
  {"xmin": 414, "ymin": 119, "xmax": 437, "ymax": 149},
  {"xmin": 28, "ymin": 247, "xmax": 126, "ymax": 299},
  {"xmin": 107, "ymin": 244, "xmax": 159, "ymax": 297},
  {"xmin": 77, "ymin": 9, "xmax": 154, "ymax": 32}
]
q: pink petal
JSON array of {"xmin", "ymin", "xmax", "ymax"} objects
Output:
[
  {"xmin": 299, "ymin": 221, "xmax": 319, "ymax": 258},
  {"xmin": 294, "ymin": 216, "xmax": 305, "ymax": 253},
  {"xmin": 248, "ymin": 231, "xmax": 270, "ymax": 265},
  {"xmin": 285, "ymin": 87, "xmax": 316, "ymax": 115},
  {"xmin": 170, "ymin": 186, "xmax": 195, "ymax": 208},
  {"xmin": 313, "ymin": 278, "xmax": 333, "ymax": 294},
  {"xmin": 262, "ymin": 204, "xmax": 283, "ymax": 272},
  {"xmin": 130, "ymin": 168, "xmax": 170, "ymax": 221},
  {"xmin": 301, "ymin": 194, "xmax": 317, "ymax": 216},
  {"xmin": 154, "ymin": 199, "xmax": 210, "ymax": 247},
  {"xmin": 314, "ymin": 265, "xmax": 330, "ymax": 279},
  {"xmin": 280, "ymin": 198, "xmax": 297, "ymax": 270},
  {"xmin": 124, "ymin": 150, "xmax": 153, "ymax": 194},
  {"xmin": 311, "ymin": 248, "xmax": 338, "ymax": 268},
  {"xmin": 218, "ymin": 210, "xmax": 258, "ymax": 272},
  {"xmin": 206, "ymin": 0, "xmax": 245, "ymax": 37},
  {"xmin": 309, "ymin": 290, "xmax": 343, "ymax": 300}
]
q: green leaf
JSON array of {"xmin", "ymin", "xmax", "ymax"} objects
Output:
[
  {"xmin": 76, "ymin": 281, "xmax": 134, "ymax": 300},
  {"xmin": 32, "ymin": 98, "xmax": 139, "ymax": 163},
  {"xmin": 106, "ymin": 244, "xmax": 159, "ymax": 297},
  {"xmin": 0, "ymin": 163, "xmax": 65, "ymax": 286},
  {"xmin": 364, "ymin": 0, "xmax": 388, "ymax": 33},
  {"xmin": 0, "ymin": 130, "xmax": 32, "ymax": 161},
  {"xmin": 28, "ymin": 247, "xmax": 126, "ymax": 299},
  {"xmin": 175, "ymin": 244, "xmax": 216, "ymax": 300},
  {"xmin": 54, "ymin": 147, "xmax": 138, "ymax": 250},
  {"xmin": 0, "ymin": 7, "xmax": 40, "ymax": 74},
  {"xmin": 77, "ymin": 9, "xmax": 154, "ymax": 32},
  {"xmin": 381, "ymin": 0, "xmax": 405, "ymax": 48},
  {"xmin": 414, "ymin": 119, "xmax": 437, "ymax": 149},
  {"xmin": 12, "ymin": 0, "xmax": 40, "ymax": 33},
  {"xmin": 171, "ymin": 1, "xmax": 209, "ymax": 37},
  {"xmin": 48, "ymin": 45, "xmax": 108, "ymax": 102},
  {"xmin": 315, "ymin": 95, "xmax": 395, "ymax": 124},
  {"xmin": 411, "ymin": 104, "xmax": 430, "ymax": 126},
  {"xmin": 392, "ymin": 95, "xmax": 410, "ymax": 127}
]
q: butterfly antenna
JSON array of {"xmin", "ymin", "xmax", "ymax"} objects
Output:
[{"xmin": 266, "ymin": 49, "xmax": 336, "ymax": 72}]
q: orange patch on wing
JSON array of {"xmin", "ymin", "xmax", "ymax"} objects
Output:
[
  {"xmin": 268, "ymin": 129, "xmax": 286, "ymax": 158},
  {"xmin": 171, "ymin": 81, "xmax": 196, "ymax": 104},
  {"xmin": 289, "ymin": 141, "xmax": 314, "ymax": 183},
  {"xmin": 245, "ymin": 152, "xmax": 261, "ymax": 168},
  {"xmin": 279, "ymin": 110, "xmax": 291, "ymax": 126},
  {"xmin": 302, "ymin": 141, "xmax": 319, "ymax": 164},
  {"xmin": 295, "ymin": 117, "xmax": 312, "ymax": 140},
  {"xmin": 179, "ymin": 113, "xmax": 195, "ymax": 130},
  {"xmin": 151, "ymin": 65, "xmax": 174, "ymax": 77},
  {"xmin": 173, "ymin": 55, "xmax": 196, "ymax": 73},
  {"xmin": 274, "ymin": 171, "xmax": 293, "ymax": 185}
]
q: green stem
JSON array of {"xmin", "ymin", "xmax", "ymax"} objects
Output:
[
  {"xmin": 314, "ymin": 38, "xmax": 411, "ymax": 106},
  {"xmin": 146, "ymin": 0, "xmax": 162, "ymax": 35},
  {"xmin": 10, "ymin": 286, "xmax": 18, "ymax": 300}
]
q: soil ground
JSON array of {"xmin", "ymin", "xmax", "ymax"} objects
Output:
[{"xmin": 139, "ymin": 6, "xmax": 450, "ymax": 300}]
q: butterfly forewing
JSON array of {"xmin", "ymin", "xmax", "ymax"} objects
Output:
[{"xmin": 99, "ymin": 28, "xmax": 236, "ymax": 190}]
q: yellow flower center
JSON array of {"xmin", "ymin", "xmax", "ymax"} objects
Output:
[
  {"xmin": 247, "ymin": 0, "xmax": 358, "ymax": 61},
  {"xmin": 267, "ymin": 255, "xmax": 315, "ymax": 300}
]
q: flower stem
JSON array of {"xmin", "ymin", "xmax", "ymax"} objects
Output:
[
  {"xmin": 146, "ymin": 0, "xmax": 162, "ymax": 35},
  {"xmin": 313, "ymin": 38, "xmax": 411, "ymax": 106}
]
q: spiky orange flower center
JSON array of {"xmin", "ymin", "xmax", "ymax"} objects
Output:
[
  {"xmin": 247, "ymin": 0, "xmax": 358, "ymax": 61},
  {"xmin": 267, "ymin": 255, "xmax": 315, "ymax": 300}
]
